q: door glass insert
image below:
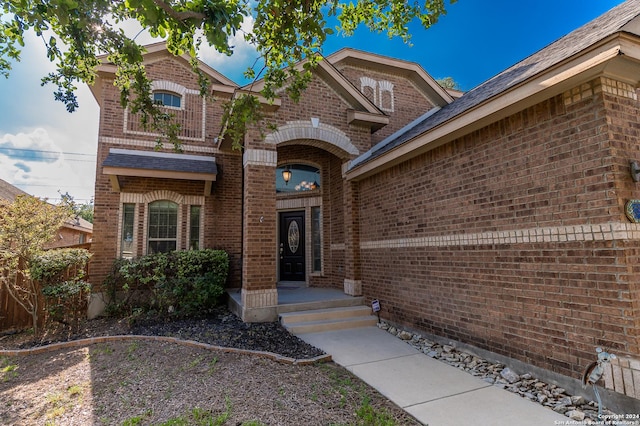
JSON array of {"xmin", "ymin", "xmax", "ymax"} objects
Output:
[
  {"xmin": 288, "ymin": 220, "xmax": 300, "ymax": 254},
  {"xmin": 276, "ymin": 164, "xmax": 321, "ymax": 193}
]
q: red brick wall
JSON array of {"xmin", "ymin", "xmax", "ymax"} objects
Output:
[
  {"xmin": 45, "ymin": 227, "xmax": 91, "ymax": 249},
  {"xmin": 276, "ymin": 145, "xmax": 345, "ymax": 289},
  {"xmin": 356, "ymin": 78, "xmax": 640, "ymax": 378},
  {"xmin": 261, "ymin": 58, "xmax": 441, "ymax": 290},
  {"xmin": 271, "ymin": 77, "xmax": 373, "ymax": 154},
  {"xmin": 90, "ymin": 54, "xmax": 242, "ymax": 290},
  {"xmin": 335, "ymin": 64, "xmax": 437, "ymax": 145}
]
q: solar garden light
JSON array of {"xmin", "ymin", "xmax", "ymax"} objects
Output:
[{"xmin": 581, "ymin": 347, "xmax": 616, "ymax": 419}]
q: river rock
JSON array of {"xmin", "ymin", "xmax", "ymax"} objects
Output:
[
  {"xmin": 500, "ymin": 367, "xmax": 520, "ymax": 384},
  {"xmin": 567, "ymin": 410, "xmax": 585, "ymax": 421},
  {"xmin": 399, "ymin": 330, "xmax": 412, "ymax": 340}
]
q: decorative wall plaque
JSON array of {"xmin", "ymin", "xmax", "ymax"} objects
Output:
[{"xmin": 625, "ymin": 199, "xmax": 640, "ymax": 223}]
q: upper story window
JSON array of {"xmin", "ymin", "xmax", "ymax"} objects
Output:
[
  {"xmin": 153, "ymin": 92, "xmax": 181, "ymax": 108},
  {"xmin": 276, "ymin": 164, "xmax": 321, "ymax": 194}
]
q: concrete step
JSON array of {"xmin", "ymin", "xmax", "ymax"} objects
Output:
[
  {"xmin": 280, "ymin": 305, "xmax": 373, "ymax": 324},
  {"xmin": 280, "ymin": 305, "xmax": 378, "ymax": 334},
  {"xmin": 276, "ymin": 296, "xmax": 366, "ymax": 314}
]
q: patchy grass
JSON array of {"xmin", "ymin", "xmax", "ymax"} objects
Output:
[
  {"xmin": 0, "ymin": 341, "xmax": 420, "ymax": 425},
  {"xmin": 0, "ymin": 357, "xmax": 18, "ymax": 382}
]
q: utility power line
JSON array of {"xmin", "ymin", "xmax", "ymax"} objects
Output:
[
  {"xmin": 0, "ymin": 146, "xmax": 96, "ymax": 157},
  {"xmin": 0, "ymin": 147, "xmax": 96, "ymax": 162}
]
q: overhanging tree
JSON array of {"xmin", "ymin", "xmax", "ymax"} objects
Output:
[
  {"xmin": 0, "ymin": 195, "xmax": 73, "ymax": 334},
  {"xmin": 1, "ymin": 0, "xmax": 453, "ymax": 148}
]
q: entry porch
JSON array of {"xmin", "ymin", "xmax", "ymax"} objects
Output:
[{"xmin": 227, "ymin": 285, "xmax": 376, "ymax": 332}]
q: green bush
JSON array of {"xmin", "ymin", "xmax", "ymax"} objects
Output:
[
  {"xmin": 41, "ymin": 280, "xmax": 91, "ymax": 323},
  {"xmin": 30, "ymin": 248, "xmax": 92, "ymax": 326},
  {"xmin": 105, "ymin": 249, "xmax": 229, "ymax": 318},
  {"xmin": 30, "ymin": 248, "xmax": 91, "ymax": 284}
]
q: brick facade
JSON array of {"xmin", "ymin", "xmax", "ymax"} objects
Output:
[
  {"xmin": 90, "ymin": 50, "xmax": 243, "ymax": 293},
  {"xmin": 89, "ymin": 6, "xmax": 640, "ymax": 404},
  {"xmin": 355, "ymin": 77, "xmax": 640, "ymax": 399},
  {"xmin": 89, "ymin": 46, "xmax": 439, "ymax": 318}
]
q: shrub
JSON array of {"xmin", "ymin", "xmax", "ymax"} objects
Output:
[
  {"xmin": 31, "ymin": 248, "xmax": 92, "ymax": 327},
  {"xmin": 41, "ymin": 280, "xmax": 92, "ymax": 324},
  {"xmin": 31, "ymin": 248, "xmax": 91, "ymax": 284},
  {"xmin": 105, "ymin": 249, "xmax": 229, "ymax": 319}
]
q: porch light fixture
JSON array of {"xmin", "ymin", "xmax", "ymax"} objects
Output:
[{"xmin": 282, "ymin": 166, "xmax": 292, "ymax": 185}]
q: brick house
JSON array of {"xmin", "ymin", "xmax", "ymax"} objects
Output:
[
  {"xmin": 0, "ymin": 178, "xmax": 93, "ymax": 248},
  {"xmin": 89, "ymin": 2, "xmax": 640, "ymax": 406}
]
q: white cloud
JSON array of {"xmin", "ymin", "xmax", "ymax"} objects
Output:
[
  {"xmin": 113, "ymin": 15, "xmax": 257, "ymax": 83},
  {"xmin": 0, "ymin": 128, "xmax": 96, "ymax": 203},
  {"xmin": 0, "ymin": 14, "xmax": 257, "ymax": 203},
  {"xmin": 0, "ymin": 128, "xmax": 62, "ymax": 163},
  {"xmin": 198, "ymin": 15, "xmax": 258, "ymax": 83},
  {"xmin": 0, "ymin": 27, "xmax": 100, "ymax": 203}
]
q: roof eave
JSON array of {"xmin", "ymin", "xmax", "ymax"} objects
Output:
[
  {"xmin": 327, "ymin": 47, "xmax": 454, "ymax": 107},
  {"xmin": 90, "ymin": 43, "xmax": 238, "ymax": 104},
  {"xmin": 347, "ymin": 34, "xmax": 640, "ymax": 181}
]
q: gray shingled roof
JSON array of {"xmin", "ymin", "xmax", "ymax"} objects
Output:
[
  {"xmin": 351, "ymin": 0, "xmax": 640, "ymax": 168},
  {"xmin": 103, "ymin": 149, "xmax": 217, "ymax": 175}
]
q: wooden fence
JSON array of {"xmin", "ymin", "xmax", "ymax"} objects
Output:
[{"xmin": 0, "ymin": 243, "xmax": 91, "ymax": 333}]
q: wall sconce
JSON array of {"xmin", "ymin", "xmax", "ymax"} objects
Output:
[
  {"xmin": 282, "ymin": 166, "xmax": 292, "ymax": 185},
  {"xmin": 630, "ymin": 161, "xmax": 640, "ymax": 182}
]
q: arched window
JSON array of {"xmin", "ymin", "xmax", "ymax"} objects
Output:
[
  {"xmin": 153, "ymin": 91, "xmax": 181, "ymax": 108},
  {"xmin": 148, "ymin": 200, "xmax": 178, "ymax": 253},
  {"xmin": 276, "ymin": 164, "xmax": 321, "ymax": 193},
  {"xmin": 360, "ymin": 76, "xmax": 377, "ymax": 105},
  {"xmin": 378, "ymin": 80, "xmax": 394, "ymax": 112}
]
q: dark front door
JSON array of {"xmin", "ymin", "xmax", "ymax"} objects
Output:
[{"xmin": 279, "ymin": 211, "xmax": 305, "ymax": 281}]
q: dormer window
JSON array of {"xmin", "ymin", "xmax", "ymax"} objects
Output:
[{"xmin": 153, "ymin": 92, "xmax": 181, "ymax": 108}]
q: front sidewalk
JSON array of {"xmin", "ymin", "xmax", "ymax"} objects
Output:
[{"xmin": 299, "ymin": 326, "xmax": 568, "ymax": 425}]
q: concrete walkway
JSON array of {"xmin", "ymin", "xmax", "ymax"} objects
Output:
[{"xmin": 299, "ymin": 326, "xmax": 568, "ymax": 426}]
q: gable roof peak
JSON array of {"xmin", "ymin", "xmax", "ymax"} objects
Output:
[{"xmin": 347, "ymin": 0, "xmax": 640, "ymax": 177}]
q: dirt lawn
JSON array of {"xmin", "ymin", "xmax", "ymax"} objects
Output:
[{"xmin": 0, "ymin": 339, "xmax": 420, "ymax": 425}]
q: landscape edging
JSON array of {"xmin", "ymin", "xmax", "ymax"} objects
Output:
[{"xmin": 0, "ymin": 334, "xmax": 333, "ymax": 365}]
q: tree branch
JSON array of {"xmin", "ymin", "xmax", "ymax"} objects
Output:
[{"xmin": 151, "ymin": 0, "xmax": 207, "ymax": 22}]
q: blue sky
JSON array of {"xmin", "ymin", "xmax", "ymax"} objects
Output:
[{"xmin": 0, "ymin": 0, "xmax": 625, "ymax": 203}]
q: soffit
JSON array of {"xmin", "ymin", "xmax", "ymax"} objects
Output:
[{"xmin": 347, "ymin": 0, "xmax": 640, "ymax": 179}]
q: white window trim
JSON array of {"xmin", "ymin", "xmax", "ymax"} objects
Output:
[
  {"xmin": 146, "ymin": 200, "xmax": 181, "ymax": 254},
  {"xmin": 151, "ymin": 81, "xmax": 187, "ymax": 111},
  {"xmin": 116, "ymin": 202, "xmax": 139, "ymax": 259},
  {"xmin": 187, "ymin": 204, "xmax": 204, "ymax": 250},
  {"xmin": 360, "ymin": 76, "xmax": 377, "ymax": 105},
  {"xmin": 118, "ymin": 191, "xmax": 205, "ymax": 256},
  {"xmin": 378, "ymin": 80, "xmax": 395, "ymax": 112}
]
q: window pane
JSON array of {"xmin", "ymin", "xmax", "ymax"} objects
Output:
[
  {"xmin": 148, "ymin": 200, "xmax": 178, "ymax": 254},
  {"xmin": 311, "ymin": 206, "xmax": 322, "ymax": 272},
  {"xmin": 190, "ymin": 205, "xmax": 201, "ymax": 250},
  {"xmin": 276, "ymin": 164, "xmax": 321, "ymax": 193},
  {"xmin": 153, "ymin": 92, "xmax": 181, "ymax": 108},
  {"xmin": 121, "ymin": 203, "xmax": 135, "ymax": 258},
  {"xmin": 149, "ymin": 240, "xmax": 176, "ymax": 254}
]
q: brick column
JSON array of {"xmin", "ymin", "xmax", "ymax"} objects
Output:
[
  {"xmin": 241, "ymin": 145, "xmax": 279, "ymax": 321},
  {"xmin": 342, "ymin": 163, "xmax": 362, "ymax": 296}
]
